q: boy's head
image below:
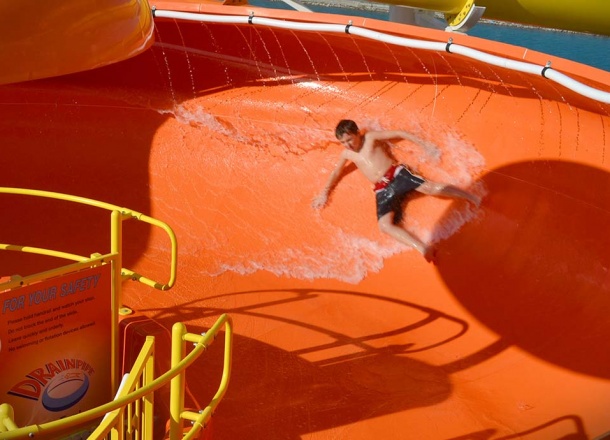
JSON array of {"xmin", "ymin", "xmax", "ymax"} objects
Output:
[
  {"xmin": 335, "ymin": 119, "xmax": 362, "ymax": 151},
  {"xmin": 335, "ymin": 119, "xmax": 359, "ymax": 138}
]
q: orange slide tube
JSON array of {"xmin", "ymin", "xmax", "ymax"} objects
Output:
[
  {"xmin": 2, "ymin": 3, "xmax": 610, "ymax": 439},
  {"xmin": 0, "ymin": 0, "xmax": 154, "ymax": 85}
]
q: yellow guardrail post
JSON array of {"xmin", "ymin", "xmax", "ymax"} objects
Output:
[
  {"xmin": 111, "ymin": 210, "xmax": 122, "ymax": 394},
  {"xmin": 176, "ymin": 315, "xmax": 234, "ymax": 440},
  {"xmin": 0, "ymin": 404, "xmax": 17, "ymax": 432},
  {"xmin": 143, "ymin": 343, "xmax": 155, "ymax": 440},
  {"xmin": 169, "ymin": 323, "xmax": 187, "ymax": 440}
]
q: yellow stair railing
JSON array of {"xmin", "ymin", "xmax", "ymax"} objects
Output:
[
  {"xmin": 0, "ymin": 314, "xmax": 233, "ymax": 440},
  {"xmin": 0, "ymin": 187, "xmax": 178, "ymax": 392},
  {"xmin": 0, "ymin": 188, "xmax": 232, "ymax": 439}
]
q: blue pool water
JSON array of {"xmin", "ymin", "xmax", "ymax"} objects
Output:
[
  {"xmin": 249, "ymin": 0, "xmax": 610, "ymax": 72},
  {"xmin": 468, "ymin": 22, "xmax": 610, "ymax": 72}
]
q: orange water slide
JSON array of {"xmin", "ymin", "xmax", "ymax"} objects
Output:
[{"xmin": 2, "ymin": 3, "xmax": 610, "ymax": 439}]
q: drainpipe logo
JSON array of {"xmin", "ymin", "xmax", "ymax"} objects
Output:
[
  {"xmin": 8, "ymin": 360, "xmax": 94, "ymax": 412},
  {"xmin": 41, "ymin": 372, "xmax": 89, "ymax": 411}
]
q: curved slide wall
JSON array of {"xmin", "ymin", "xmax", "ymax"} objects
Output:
[{"xmin": 2, "ymin": 4, "xmax": 610, "ymax": 439}]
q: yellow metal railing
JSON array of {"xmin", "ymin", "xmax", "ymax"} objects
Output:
[
  {"xmin": 0, "ymin": 187, "xmax": 178, "ymax": 392},
  {"xmin": 168, "ymin": 316, "xmax": 234, "ymax": 440},
  {"xmin": 0, "ymin": 188, "xmax": 232, "ymax": 439},
  {"xmin": 0, "ymin": 187, "xmax": 178, "ymax": 291},
  {"xmin": 89, "ymin": 337, "xmax": 155, "ymax": 440},
  {"xmin": 0, "ymin": 314, "xmax": 233, "ymax": 440}
]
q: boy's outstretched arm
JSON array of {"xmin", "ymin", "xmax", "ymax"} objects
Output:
[
  {"xmin": 368, "ymin": 130, "xmax": 440, "ymax": 159},
  {"xmin": 312, "ymin": 157, "xmax": 348, "ymax": 209}
]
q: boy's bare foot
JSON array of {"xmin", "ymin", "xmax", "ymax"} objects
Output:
[
  {"xmin": 468, "ymin": 193, "xmax": 482, "ymax": 208},
  {"xmin": 424, "ymin": 245, "xmax": 438, "ymax": 264},
  {"xmin": 475, "ymin": 194, "xmax": 482, "ymax": 208}
]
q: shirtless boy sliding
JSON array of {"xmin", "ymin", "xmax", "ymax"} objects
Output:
[{"xmin": 312, "ymin": 119, "xmax": 480, "ymax": 262}]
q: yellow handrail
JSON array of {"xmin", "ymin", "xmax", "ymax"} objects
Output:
[
  {"xmin": 169, "ymin": 315, "xmax": 234, "ymax": 440},
  {"xmin": 0, "ymin": 244, "xmax": 89, "ymax": 264},
  {"xmin": 0, "ymin": 187, "xmax": 178, "ymax": 399},
  {"xmin": 0, "ymin": 251, "xmax": 114, "ymax": 291},
  {"xmin": 0, "ymin": 187, "xmax": 224, "ymax": 440},
  {"xmin": 0, "ymin": 187, "xmax": 177, "ymax": 291},
  {"xmin": 89, "ymin": 337, "xmax": 156, "ymax": 439},
  {"xmin": 0, "ymin": 314, "xmax": 233, "ymax": 440}
]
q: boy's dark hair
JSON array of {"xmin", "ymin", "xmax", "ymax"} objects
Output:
[{"xmin": 335, "ymin": 119, "xmax": 359, "ymax": 139}]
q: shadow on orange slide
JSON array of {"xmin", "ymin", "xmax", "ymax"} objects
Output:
[{"xmin": 2, "ymin": 3, "xmax": 610, "ymax": 439}]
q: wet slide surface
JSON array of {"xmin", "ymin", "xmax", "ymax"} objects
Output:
[{"xmin": 2, "ymin": 4, "xmax": 610, "ymax": 439}]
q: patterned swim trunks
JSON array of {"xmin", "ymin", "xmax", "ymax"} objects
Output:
[{"xmin": 374, "ymin": 164, "xmax": 424, "ymax": 220}]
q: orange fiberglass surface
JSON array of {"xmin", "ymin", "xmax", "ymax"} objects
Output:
[{"xmin": 2, "ymin": 2, "xmax": 610, "ymax": 439}]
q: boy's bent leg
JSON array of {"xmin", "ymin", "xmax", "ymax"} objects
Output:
[
  {"xmin": 417, "ymin": 181, "xmax": 481, "ymax": 207},
  {"xmin": 378, "ymin": 213, "xmax": 430, "ymax": 257}
]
